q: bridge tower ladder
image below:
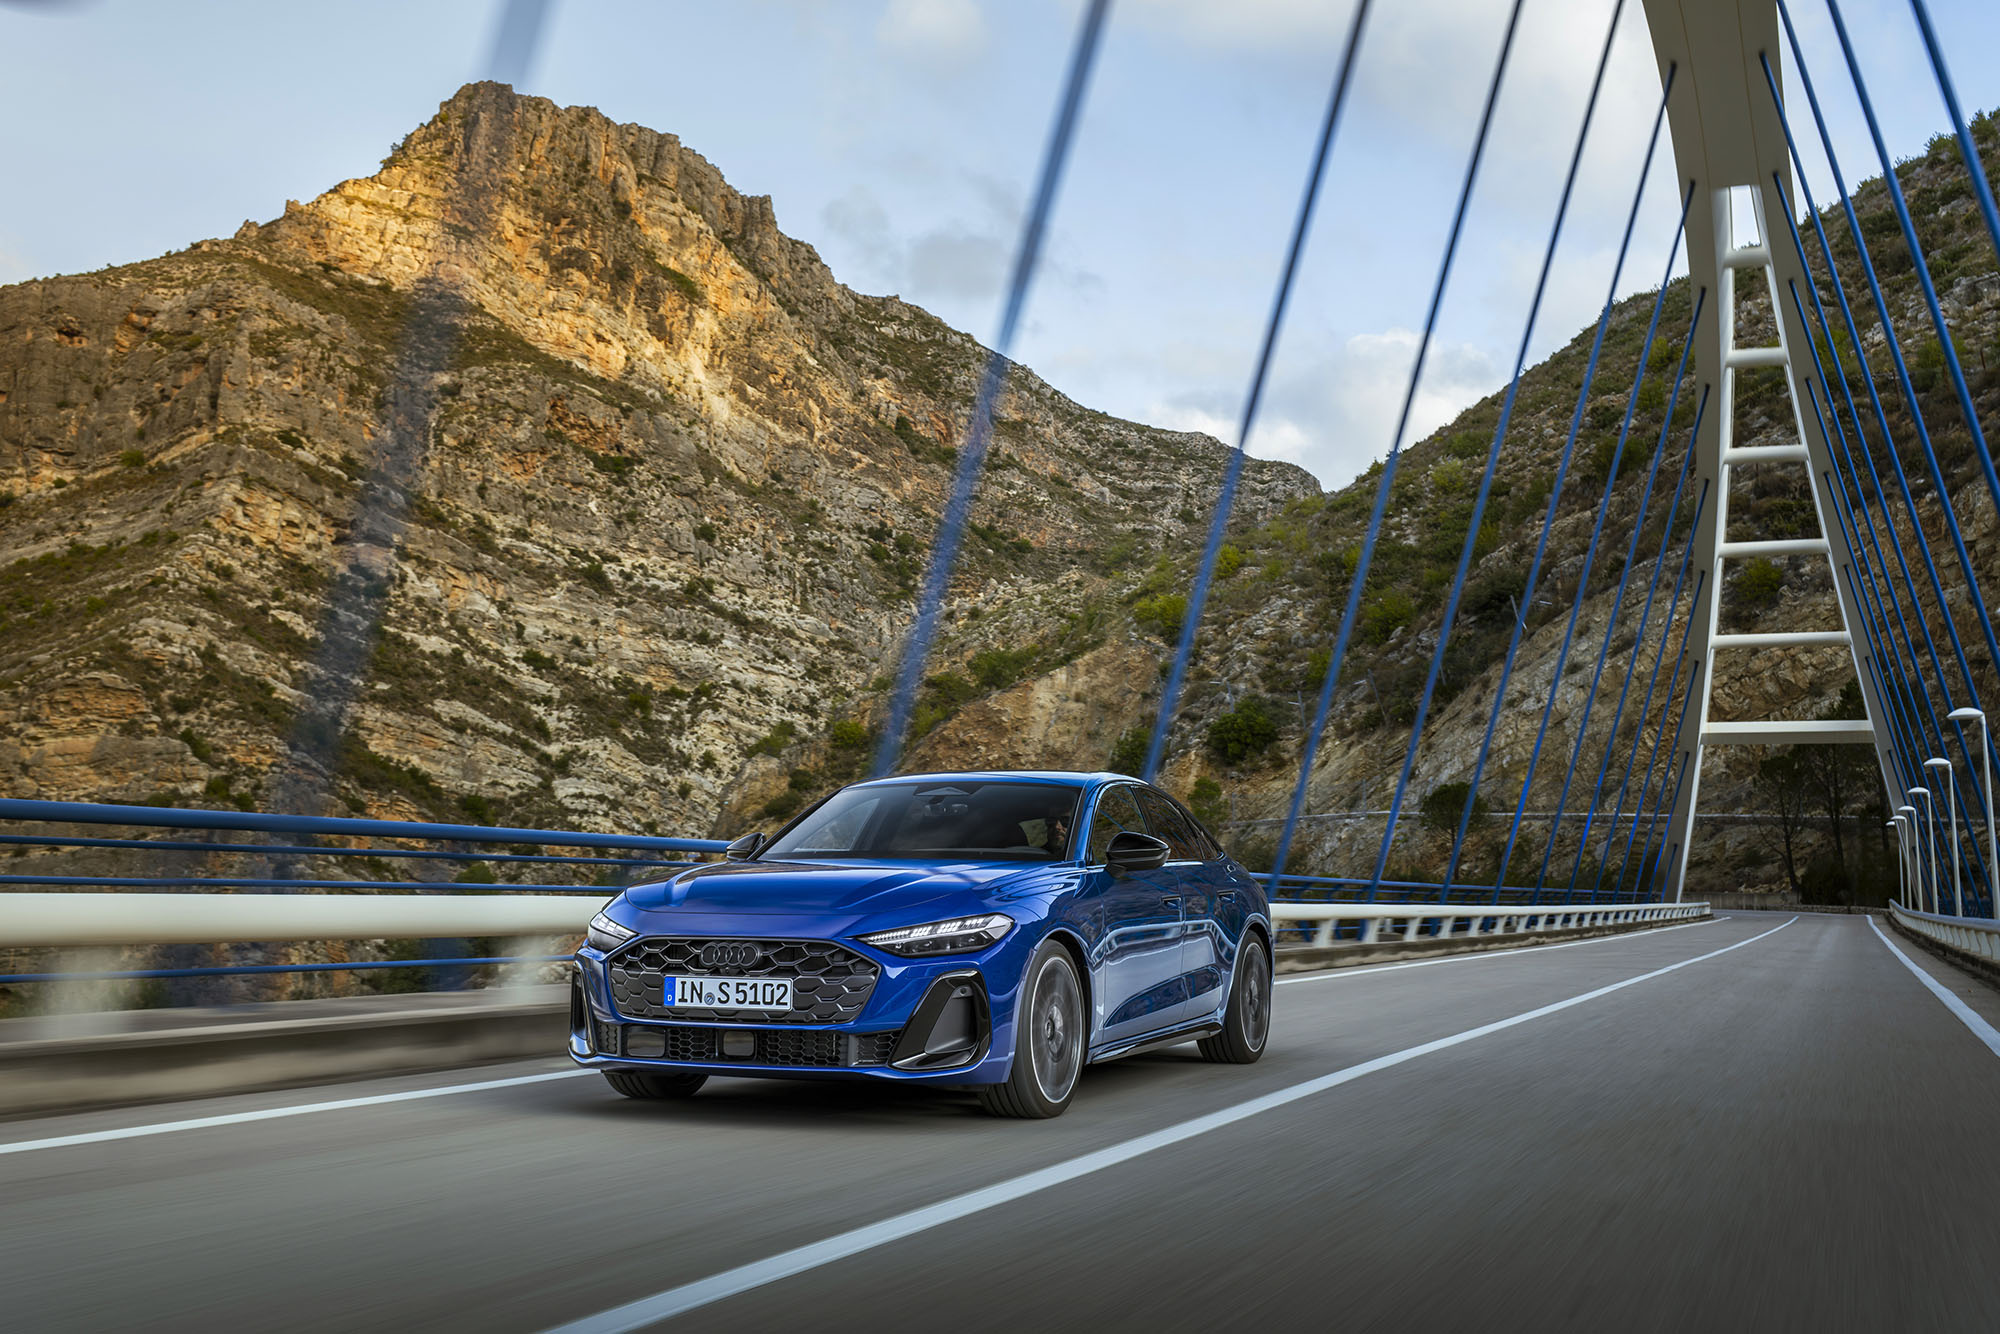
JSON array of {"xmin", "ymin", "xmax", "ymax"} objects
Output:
[{"xmin": 1642, "ymin": 0, "xmax": 1892, "ymax": 902}]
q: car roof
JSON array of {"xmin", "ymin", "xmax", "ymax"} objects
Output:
[{"xmin": 849, "ymin": 769, "xmax": 1130, "ymax": 790}]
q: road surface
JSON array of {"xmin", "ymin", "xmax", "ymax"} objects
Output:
[{"xmin": 3, "ymin": 913, "xmax": 1998, "ymax": 1331}]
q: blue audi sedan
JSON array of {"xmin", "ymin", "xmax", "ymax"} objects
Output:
[{"xmin": 569, "ymin": 771, "xmax": 1272, "ymax": 1117}]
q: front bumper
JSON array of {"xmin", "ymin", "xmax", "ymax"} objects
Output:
[{"xmin": 568, "ymin": 931, "xmax": 1021, "ymax": 1083}]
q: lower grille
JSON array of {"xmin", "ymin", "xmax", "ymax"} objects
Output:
[{"xmin": 606, "ymin": 1023, "xmax": 901, "ymax": 1068}]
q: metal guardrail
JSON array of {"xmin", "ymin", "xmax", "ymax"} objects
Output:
[
  {"xmin": 0, "ymin": 800, "xmax": 728, "ymax": 987},
  {"xmin": 0, "ymin": 800, "xmax": 1703, "ymax": 988},
  {"xmin": 1889, "ymin": 903, "xmax": 2000, "ymax": 966},
  {"xmin": 1268, "ymin": 900, "xmax": 1711, "ymax": 947}
]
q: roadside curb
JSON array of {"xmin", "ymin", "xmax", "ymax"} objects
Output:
[{"xmin": 1887, "ymin": 914, "xmax": 2000, "ymax": 993}]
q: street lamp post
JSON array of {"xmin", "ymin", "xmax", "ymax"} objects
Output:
[
  {"xmin": 1947, "ymin": 706, "xmax": 1996, "ymax": 920},
  {"xmin": 1911, "ymin": 787, "xmax": 1939, "ymax": 915},
  {"xmin": 1925, "ymin": 757, "xmax": 1963, "ymax": 917},
  {"xmin": 1897, "ymin": 806, "xmax": 1918, "ymax": 911},
  {"xmin": 1887, "ymin": 820, "xmax": 1905, "ymax": 907}
]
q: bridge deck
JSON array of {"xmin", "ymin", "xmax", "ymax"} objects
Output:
[{"xmin": 2, "ymin": 914, "xmax": 1997, "ymax": 1330}]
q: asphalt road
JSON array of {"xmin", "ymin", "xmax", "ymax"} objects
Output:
[{"xmin": 4, "ymin": 913, "xmax": 1999, "ymax": 1332}]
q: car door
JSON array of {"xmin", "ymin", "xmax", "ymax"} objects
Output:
[
  {"xmin": 1081, "ymin": 783, "xmax": 1189, "ymax": 1046},
  {"xmin": 1137, "ymin": 787, "xmax": 1222, "ymax": 1022}
]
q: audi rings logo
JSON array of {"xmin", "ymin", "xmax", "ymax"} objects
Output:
[{"xmin": 698, "ymin": 941, "xmax": 765, "ymax": 969}]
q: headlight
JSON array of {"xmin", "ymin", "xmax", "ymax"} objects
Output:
[
  {"xmin": 860, "ymin": 912, "xmax": 1014, "ymax": 957},
  {"xmin": 586, "ymin": 910, "xmax": 636, "ymax": 953}
]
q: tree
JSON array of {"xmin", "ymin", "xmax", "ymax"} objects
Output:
[
  {"xmin": 1752, "ymin": 748, "xmax": 1815, "ymax": 895},
  {"xmin": 1792, "ymin": 679, "xmax": 1877, "ymax": 883}
]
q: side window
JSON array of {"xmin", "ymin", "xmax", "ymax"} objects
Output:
[
  {"xmin": 1085, "ymin": 786, "xmax": 1147, "ymax": 865},
  {"xmin": 1170, "ymin": 796, "xmax": 1224, "ymax": 860},
  {"xmin": 1136, "ymin": 789, "xmax": 1200, "ymax": 862}
]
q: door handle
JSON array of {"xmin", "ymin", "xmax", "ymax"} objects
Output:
[{"xmin": 1161, "ymin": 895, "xmax": 1182, "ymax": 907}]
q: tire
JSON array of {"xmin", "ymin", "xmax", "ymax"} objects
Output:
[
  {"xmin": 978, "ymin": 940, "xmax": 1086, "ymax": 1119},
  {"xmin": 1198, "ymin": 935, "xmax": 1270, "ymax": 1064},
  {"xmin": 603, "ymin": 1069, "xmax": 708, "ymax": 1100}
]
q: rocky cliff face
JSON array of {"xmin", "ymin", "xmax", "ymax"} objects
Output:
[
  {"xmin": 0, "ymin": 83, "xmax": 1310, "ymax": 847},
  {"xmin": 4, "ymin": 84, "xmax": 1997, "ymax": 918}
]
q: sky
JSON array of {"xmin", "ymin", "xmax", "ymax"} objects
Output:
[{"xmin": 3, "ymin": 0, "xmax": 1998, "ymax": 491}]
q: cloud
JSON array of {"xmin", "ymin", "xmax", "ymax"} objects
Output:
[
  {"xmin": 1149, "ymin": 325, "xmax": 1501, "ymax": 488},
  {"xmin": 0, "ymin": 235, "xmax": 33, "ymax": 284},
  {"xmin": 875, "ymin": 0, "xmax": 986, "ymax": 64},
  {"xmin": 819, "ymin": 178, "xmax": 1100, "ymax": 314}
]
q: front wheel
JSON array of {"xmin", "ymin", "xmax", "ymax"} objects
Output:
[
  {"xmin": 1198, "ymin": 935, "xmax": 1270, "ymax": 1064},
  {"xmin": 603, "ymin": 1070, "xmax": 707, "ymax": 1100},
  {"xmin": 978, "ymin": 940, "xmax": 1086, "ymax": 1119}
]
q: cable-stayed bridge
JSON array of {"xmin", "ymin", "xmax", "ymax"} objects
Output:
[{"xmin": 4, "ymin": 0, "xmax": 2000, "ymax": 1327}]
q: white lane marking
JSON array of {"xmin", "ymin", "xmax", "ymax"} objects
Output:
[
  {"xmin": 1276, "ymin": 914, "xmax": 1717, "ymax": 986},
  {"xmin": 0, "ymin": 1069, "xmax": 591, "ymax": 1157},
  {"xmin": 542, "ymin": 916, "xmax": 1797, "ymax": 1334},
  {"xmin": 1867, "ymin": 917, "xmax": 2000, "ymax": 1059}
]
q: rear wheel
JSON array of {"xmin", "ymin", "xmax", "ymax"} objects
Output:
[
  {"xmin": 603, "ymin": 1070, "xmax": 707, "ymax": 1100},
  {"xmin": 978, "ymin": 940, "xmax": 1085, "ymax": 1119},
  {"xmin": 1198, "ymin": 935, "xmax": 1270, "ymax": 1064}
]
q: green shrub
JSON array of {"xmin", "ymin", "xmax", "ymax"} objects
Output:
[
  {"xmin": 829, "ymin": 719, "xmax": 869, "ymax": 749},
  {"xmin": 118, "ymin": 449, "xmax": 146, "ymax": 468},
  {"xmin": 1738, "ymin": 557, "xmax": 1783, "ymax": 606},
  {"xmin": 748, "ymin": 721, "xmax": 797, "ymax": 757},
  {"xmin": 1205, "ymin": 697, "xmax": 1279, "ymax": 766},
  {"xmin": 1361, "ymin": 590, "xmax": 1416, "ymax": 644},
  {"xmin": 1109, "ymin": 725, "xmax": 1148, "ymax": 776},
  {"xmin": 1188, "ymin": 776, "xmax": 1225, "ymax": 828},
  {"xmin": 1214, "ymin": 544, "xmax": 1246, "ymax": 579},
  {"xmin": 1133, "ymin": 593, "xmax": 1188, "ymax": 641},
  {"xmin": 969, "ymin": 645, "xmax": 1038, "ymax": 690}
]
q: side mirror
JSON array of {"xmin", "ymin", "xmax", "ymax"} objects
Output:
[
  {"xmin": 724, "ymin": 831, "xmax": 766, "ymax": 861},
  {"xmin": 1105, "ymin": 831, "xmax": 1170, "ymax": 876}
]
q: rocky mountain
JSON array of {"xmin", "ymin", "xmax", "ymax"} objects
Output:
[
  {"xmin": 5, "ymin": 82, "xmax": 1999, "ymax": 933},
  {"xmin": 0, "ymin": 83, "xmax": 1310, "ymax": 855}
]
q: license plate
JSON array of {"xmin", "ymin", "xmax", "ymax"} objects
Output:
[{"xmin": 663, "ymin": 975, "xmax": 793, "ymax": 1011}]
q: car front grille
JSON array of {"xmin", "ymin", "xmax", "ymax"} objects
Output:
[
  {"xmin": 607, "ymin": 937, "xmax": 880, "ymax": 1024},
  {"xmin": 603, "ymin": 1023, "xmax": 902, "ymax": 1068}
]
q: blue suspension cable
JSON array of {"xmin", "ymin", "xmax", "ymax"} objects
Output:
[
  {"xmin": 1906, "ymin": 0, "xmax": 2000, "ymax": 355},
  {"xmin": 1441, "ymin": 71, "xmax": 1679, "ymax": 895},
  {"xmin": 1349, "ymin": 0, "xmax": 1631, "ymax": 900},
  {"xmin": 1772, "ymin": 189, "xmax": 1969, "ymax": 809},
  {"xmin": 1567, "ymin": 334, "xmax": 1708, "ymax": 900},
  {"xmin": 1143, "ymin": 0, "xmax": 1375, "ymax": 783},
  {"xmin": 1621, "ymin": 601, "xmax": 1709, "ymax": 899},
  {"xmin": 1612, "ymin": 561, "xmax": 1706, "ymax": 897},
  {"xmin": 1819, "ymin": 1, "xmax": 2000, "ymax": 700},
  {"xmin": 1794, "ymin": 351, "xmax": 1931, "ymax": 799},
  {"xmin": 1763, "ymin": 36, "xmax": 1996, "ymax": 828},
  {"xmin": 1488, "ymin": 183, "xmax": 1694, "ymax": 903},
  {"xmin": 873, "ymin": 0, "xmax": 1110, "ymax": 778},
  {"xmin": 1590, "ymin": 406, "xmax": 1710, "ymax": 894},
  {"xmin": 1810, "ymin": 384, "xmax": 1925, "ymax": 799},
  {"xmin": 1525, "ymin": 234, "xmax": 1693, "ymax": 900},
  {"xmin": 1258, "ymin": 0, "xmax": 1526, "ymax": 889},
  {"xmin": 1822, "ymin": 2, "xmax": 2000, "ymax": 911}
]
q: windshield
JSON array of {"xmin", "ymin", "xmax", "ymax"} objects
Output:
[{"xmin": 760, "ymin": 781, "xmax": 1083, "ymax": 862}]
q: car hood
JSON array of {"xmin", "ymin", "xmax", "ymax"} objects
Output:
[{"xmin": 621, "ymin": 858, "xmax": 1066, "ymax": 919}]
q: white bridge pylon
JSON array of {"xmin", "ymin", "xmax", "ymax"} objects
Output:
[{"xmin": 1643, "ymin": 0, "xmax": 1891, "ymax": 901}]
